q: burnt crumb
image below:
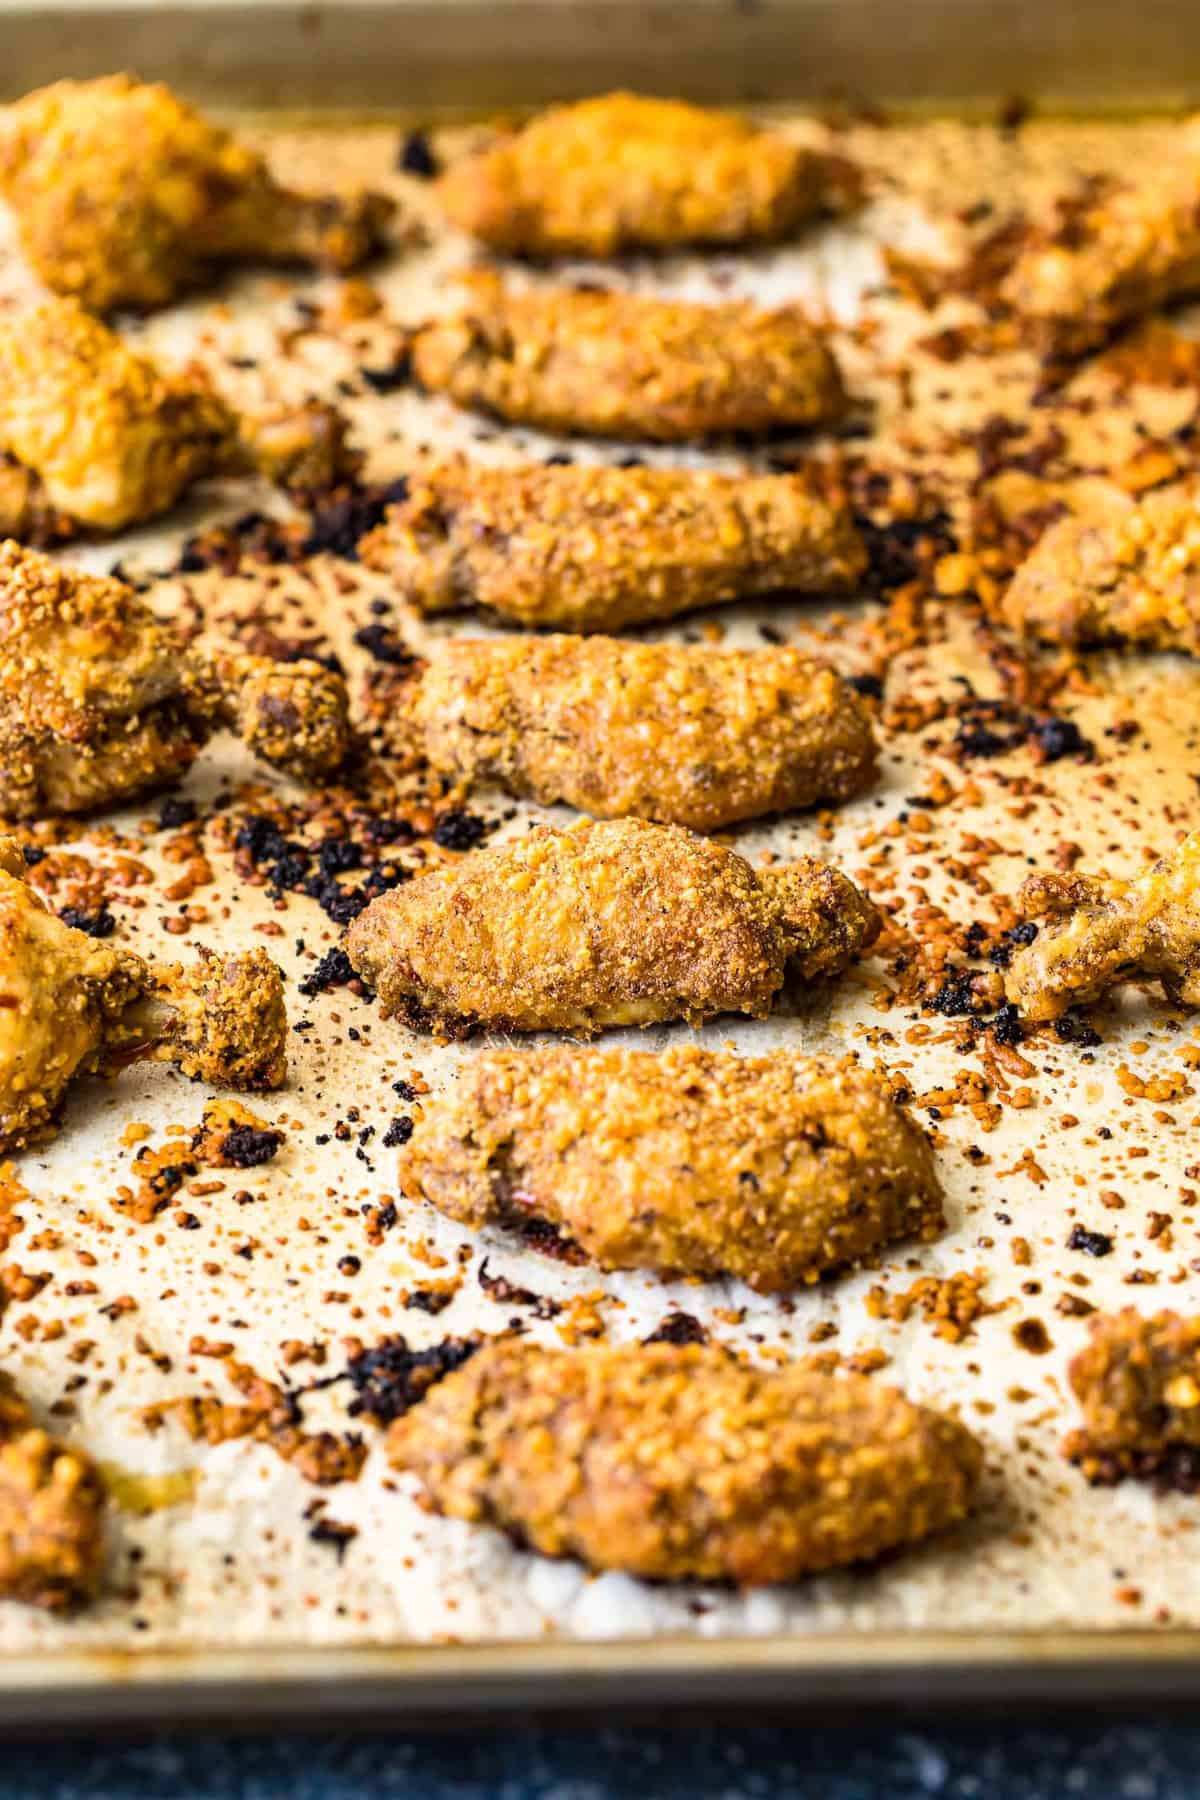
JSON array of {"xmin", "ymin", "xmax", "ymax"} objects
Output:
[
  {"xmin": 308, "ymin": 1515, "xmax": 359, "ymax": 1560},
  {"xmin": 158, "ymin": 796, "xmax": 198, "ymax": 831},
  {"xmin": 318, "ymin": 839, "xmax": 364, "ymax": 879},
  {"xmin": 929, "ymin": 969, "xmax": 991, "ymax": 1018},
  {"xmin": 302, "ymin": 477, "xmax": 410, "ymax": 562},
  {"xmin": 403, "ymin": 1287, "xmax": 455, "ymax": 1315},
  {"xmin": 988, "ymin": 921, "xmax": 1039, "ymax": 969},
  {"xmin": 322, "ymin": 1333, "xmax": 480, "ymax": 1425},
  {"xmin": 991, "ymin": 1002, "xmax": 1025, "ymax": 1046},
  {"xmin": 234, "ymin": 811, "xmax": 410, "ymax": 928},
  {"xmin": 643, "ymin": 1311, "xmax": 709, "ymax": 1346},
  {"xmin": 477, "ymin": 1258, "xmax": 539, "ymax": 1308},
  {"xmin": 955, "ymin": 720, "xmax": 1011, "ymax": 759},
  {"xmin": 382, "ymin": 1117, "xmax": 414, "ymax": 1148},
  {"xmin": 432, "ymin": 809, "xmax": 487, "ymax": 852},
  {"xmin": 58, "ymin": 906, "xmax": 116, "ymax": 939},
  {"xmin": 397, "ymin": 128, "xmax": 439, "ymax": 178},
  {"xmin": 1067, "ymin": 1224, "xmax": 1114, "ymax": 1257},
  {"xmin": 854, "ymin": 506, "xmax": 955, "ymax": 594},
  {"xmin": 299, "ymin": 946, "xmax": 356, "ymax": 997},
  {"xmin": 21, "ymin": 844, "xmax": 45, "ymax": 866},
  {"xmin": 353, "ymin": 623, "xmax": 413, "ymax": 667},
  {"xmin": 1067, "ymin": 1438, "xmax": 1200, "ymax": 1494},
  {"xmin": 1054, "ymin": 1012, "xmax": 1102, "ymax": 1048},
  {"xmin": 847, "ymin": 671, "xmax": 884, "ymax": 699},
  {"xmin": 360, "ymin": 352, "xmax": 412, "ymax": 394},
  {"xmin": 218, "ymin": 1124, "xmax": 285, "ymax": 1169},
  {"xmin": 1030, "ymin": 715, "xmax": 1092, "ymax": 763},
  {"xmin": 392, "ymin": 1079, "xmax": 417, "ymax": 1102}
]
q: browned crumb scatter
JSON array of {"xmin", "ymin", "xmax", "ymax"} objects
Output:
[
  {"xmin": 0, "ymin": 1370, "xmax": 105, "ymax": 1610},
  {"xmin": 1065, "ymin": 1308, "xmax": 1200, "ymax": 1489},
  {"xmin": 147, "ymin": 1358, "xmax": 366, "ymax": 1487},
  {"xmin": 866, "ymin": 1269, "xmax": 1001, "ymax": 1343},
  {"xmin": 411, "ymin": 271, "xmax": 846, "ymax": 441},
  {"xmin": 403, "ymin": 1044, "xmax": 943, "ymax": 1292},
  {"xmin": 388, "ymin": 1338, "xmax": 981, "ymax": 1584}
]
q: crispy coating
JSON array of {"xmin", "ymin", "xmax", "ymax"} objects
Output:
[
  {"xmin": 411, "ymin": 272, "xmax": 846, "ymax": 441},
  {"xmin": 359, "ymin": 459, "xmax": 866, "ymax": 631},
  {"xmin": 1068, "ymin": 1310, "xmax": 1200, "ymax": 1460},
  {"xmin": 1004, "ymin": 479, "xmax": 1200, "ymax": 656},
  {"xmin": 1006, "ymin": 830, "xmax": 1200, "ymax": 1021},
  {"xmin": 403, "ymin": 1044, "xmax": 943, "ymax": 1291},
  {"xmin": 346, "ymin": 816, "xmax": 879, "ymax": 1036},
  {"xmin": 388, "ymin": 1339, "xmax": 981, "ymax": 1584},
  {"xmin": 0, "ymin": 74, "xmax": 393, "ymax": 313},
  {"xmin": 437, "ymin": 92, "xmax": 852, "ymax": 258},
  {"xmin": 407, "ymin": 634, "xmax": 877, "ymax": 829},
  {"xmin": 0, "ymin": 1372, "xmax": 105, "ymax": 1611},
  {"xmin": 235, "ymin": 400, "xmax": 358, "ymax": 497},
  {"xmin": 0, "ymin": 543, "xmax": 351, "ymax": 818},
  {"xmin": 1004, "ymin": 170, "xmax": 1200, "ymax": 358},
  {"xmin": 0, "ymin": 838, "xmax": 287, "ymax": 1150}
]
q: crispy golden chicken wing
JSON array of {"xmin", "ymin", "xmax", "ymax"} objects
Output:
[
  {"xmin": 1004, "ymin": 480, "xmax": 1200, "ymax": 656},
  {"xmin": 0, "ymin": 1372, "xmax": 105, "ymax": 1610},
  {"xmin": 0, "ymin": 74, "xmax": 394, "ymax": 313},
  {"xmin": 0, "ymin": 299, "xmax": 355, "ymax": 538},
  {"xmin": 437, "ymin": 92, "xmax": 857, "ymax": 258},
  {"xmin": 388, "ymin": 1338, "xmax": 981, "ymax": 1584},
  {"xmin": 402, "ymin": 1045, "xmax": 942, "ymax": 1291},
  {"xmin": 359, "ymin": 459, "xmax": 866, "ymax": 631},
  {"xmin": 1067, "ymin": 1309, "xmax": 1200, "ymax": 1467},
  {"xmin": 346, "ymin": 815, "xmax": 878, "ymax": 1036},
  {"xmin": 1006, "ymin": 831, "xmax": 1200, "ymax": 1021},
  {"xmin": 1004, "ymin": 168, "xmax": 1200, "ymax": 358},
  {"xmin": 0, "ymin": 543, "xmax": 352, "ymax": 818},
  {"xmin": 411, "ymin": 272, "xmax": 846, "ymax": 441},
  {"xmin": 405, "ymin": 634, "xmax": 877, "ymax": 829},
  {"xmin": 0, "ymin": 841, "xmax": 287, "ymax": 1150}
]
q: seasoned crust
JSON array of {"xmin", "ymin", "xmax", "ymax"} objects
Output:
[
  {"xmin": 345, "ymin": 816, "xmax": 879, "ymax": 1036},
  {"xmin": 402, "ymin": 1044, "xmax": 943, "ymax": 1291},
  {"xmin": 1006, "ymin": 830, "xmax": 1200, "ymax": 1021},
  {"xmin": 1065, "ymin": 1309, "xmax": 1200, "ymax": 1487},
  {"xmin": 1004, "ymin": 480, "xmax": 1200, "ymax": 656},
  {"xmin": 407, "ymin": 634, "xmax": 878, "ymax": 830},
  {"xmin": 0, "ymin": 1372, "xmax": 105, "ymax": 1611},
  {"xmin": 359, "ymin": 459, "xmax": 866, "ymax": 631},
  {"xmin": 411, "ymin": 271, "xmax": 846, "ymax": 441},
  {"xmin": 437, "ymin": 92, "xmax": 852, "ymax": 257},
  {"xmin": 387, "ymin": 1339, "xmax": 982, "ymax": 1584},
  {"xmin": 0, "ymin": 73, "xmax": 394, "ymax": 313},
  {"xmin": 149, "ymin": 947, "xmax": 288, "ymax": 1093}
]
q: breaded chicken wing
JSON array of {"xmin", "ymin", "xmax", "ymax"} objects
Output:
[
  {"xmin": 1006, "ymin": 831, "xmax": 1200, "ymax": 1020},
  {"xmin": 0, "ymin": 841, "xmax": 287, "ymax": 1150},
  {"xmin": 405, "ymin": 634, "xmax": 877, "ymax": 829},
  {"xmin": 402, "ymin": 1045, "xmax": 942, "ymax": 1291},
  {"xmin": 1064, "ymin": 1308, "xmax": 1200, "ymax": 1487},
  {"xmin": 388, "ymin": 1338, "xmax": 981, "ymax": 1584},
  {"xmin": 0, "ymin": 299, "xmax": 355, "ymax": 538},
  {"xmin": 346, "ymin": 815, "xmax": 879, "ymax": 1036},
  {"xmin": 359, "ymin": 460, "xmax": 866, "ymax": 630},
  {"xmin": 1004, "ymin": 480, "xmax": 1200, "ymax": 656},
  {"xmin": 0, "ymin": 1372, "xmax": 105, "ymax": 1610},
  {"xmin": 1004, "ymin": 168, "xmax": 1200, "ymax": 358},
  {"xmin": 437, "ymin": 92, "xmax": 857, "ymax": 258},
  {"xmin": 411, "ymin": 272, "xmax": 846, "ymax": 441},
  {"xmin": 0, "ymin": 543, "xmax": 352, "ymax": 818},
  {"xmin": 0, "ymin": 74, "xmax": 394, "ymax": 313}
]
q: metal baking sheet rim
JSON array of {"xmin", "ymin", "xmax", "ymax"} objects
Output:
[{"xmin": 7, "ymin": 1630, "xmax": 1200, "ymax": 1726}]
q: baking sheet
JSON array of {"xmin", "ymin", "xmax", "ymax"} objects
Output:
[{"xmin": 3, "ymin": 104, "xmax": 1200, "ymax": 1702}]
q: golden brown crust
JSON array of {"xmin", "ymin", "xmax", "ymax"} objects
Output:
[
  {"xmin": 437, "ymin": 93, "xmax": 847, "ymax": 257},
  {"xmin": 1068, "ymin": 1310, "xmax": 1200, "ymax": 1458},
  {"xmin": 407, "ymin": 635, "xmax": 877, "ymax": 830},
  {"xmin": 387, "ymin": 1339, "xmax": 981, "ymax": 1584},
  {"xmin": 403, "ymin": 1044, "xmax": 943, "ymax": 1291},
  {"xmin": 211, "ymin": 652, "xmax": 355, "ymax": 784},
  {"xmin": 411, "ymin": 272, "xmax": 846, "ymax": 441},
  {"xmin": 1005, "ymin": 830, "xmax": 1200, "ymax": 1021},
  {"xmin": 346, "ymin": 816, "xmax": 879, "ymax": 1036},
  {"xmin": 149, "ymin": 948, "xmax": 288, "ymax": 1092},
  {"xmin": 0, "ymin": 1372, "xmax": 105, "ymax": 1611},
  {"xmin": 359, "ymin": 459, "xmax": 866, "ymax": 630},
  {"xmin": 0, "ymin": 74, "xmax": 393, "ymax": 312},
  {"xmin": 1004, "ymin": 480, "xmax": 1200, "ymax": 656},
  {"xmin": 0, "ymin": 299, "xmax": 235, "ymax": 532}
]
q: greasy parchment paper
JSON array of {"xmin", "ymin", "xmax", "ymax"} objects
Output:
[{"xmin": 2, "ymin": 112, "xmax": 1200, "ymax": 1659}]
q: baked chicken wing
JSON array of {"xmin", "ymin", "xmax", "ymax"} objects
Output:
[
  {"xmin": 437, "ymin": 92, "xmax": 857, "ymax": 258},
  {"xmin": 0, "ymin": 1372, "xmax": 105, "ymax": 1610},
  {"xmin": 0, "ymin": 840, "xmax": 287, "ymax": 1151},
  {"xmin": 402, "ymin": 1044, "xmax": 942, "ymax": 1290},
  {"xmin": 404, "ymin": 634, "xmax": 877, "ymax": 830},
  {"xmin": 388, "ymin": 1338, "xmax": 982, "ymax": 1584},
  {"xmin": 1066, "ymin": 1309, "xmax": 1200, "ymax": 1483},
  {"xmin": 359, "ymin": 459, "xmax": 866, "ymax": 631},
  {"xmin": 1004, "ymin": 480, "xmax": 1200, "ymax": 656},
  {"xmin": 0, "ymin": 74, "xmax": 394, "ymax": 313},
  {"xmin": 0, "ymin": 543, "xmax": 352, "ymax": 819},
  {"xmin": 1006, "ymin": 831, "xmax": 1200, "ymax": 1020},
  {"xmin": 411, "ymin": 272, "xmax": 846, "ymax": 441},
  {"xmin": 346, "ymin": 815, "xmax": 879, "ymax": 1036}
]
